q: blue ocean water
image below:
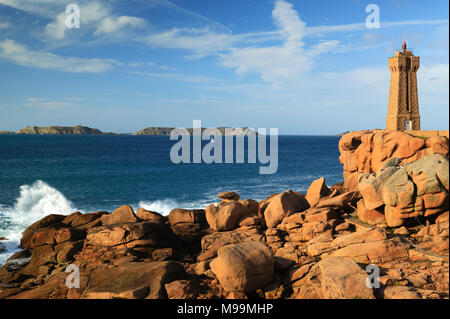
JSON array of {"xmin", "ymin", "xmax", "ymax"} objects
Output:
[{"xmin": 0, "ymin": 135, "xmax": 343, "ymax": 263}]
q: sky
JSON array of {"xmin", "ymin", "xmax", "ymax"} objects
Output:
[{"xmin": 0, "ymin": 0, "xmax": 448, "ymax": 134}]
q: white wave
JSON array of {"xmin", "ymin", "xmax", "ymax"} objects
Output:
[
  {"xmin": 137, "ymin": 199, "xmax": 181, "ymax": 216},
  {"xmin": 0, "ymin": 180, "xmax": 77, "ymax": 265},
  {"xmin": 4, "ymin": 180, "xmax": 76, "ymax": 228},
  {"xmin": 0, "ymin": 240, "xmax": 21, "ymax": 265},
  {"xmin": 137, "ymin": 197, "xmax": 213, "ymax": 215}
]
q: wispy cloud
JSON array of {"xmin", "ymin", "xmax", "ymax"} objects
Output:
[
  {"xmin": 94, "ymin": 16, "xmax": 148, "ymax": 35},
  {"xmin": 218, "ymin": 0, "xmax": 338, "ymax": 85},
  {"xmin": 143, "ymin": 27, "xmax": 234, "ymax": 58},
  {"xmin": 0, "ymin": 39, "xmax": 119, "ymax": 73},
  {"xmin": 24, "ymin": 97, "xmax": 84, "ymax": 109},
  {"xmin": 305, "ymin": 19, "xmax": 449, "ymax": 36},
  {"xmin": 128, "ymin": 61, "xmax": 177, "ymax": 71},
  {"xmin": 129, "ymin": 71, "xmax": 219, "ymax": 84}
]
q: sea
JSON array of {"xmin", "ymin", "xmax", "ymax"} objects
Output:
[{"xmin": 0, "ymin": 135, "xmax": 343, "ymax": 264}]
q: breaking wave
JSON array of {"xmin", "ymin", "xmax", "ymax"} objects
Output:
[
  {"xmin": 138, "ymin": 199, "xmax": 183, "ymax": 216},
  {"xmin": 0, "ymin": 180, "xmax": 77, "ymax": 264}
]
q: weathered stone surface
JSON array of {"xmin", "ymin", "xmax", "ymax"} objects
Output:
[
  {"xmin": 339, "ymin": 130, "xmax": 449, "ymax": 191},
  {"xmin": 338, "ymin": 131, "xmax": 368, "ymax": 153},
  {"xmin": 382, "ymin": 154, "xmax": 449, "ymax": 226},
  {"xmin": 263, "ymin": 190, "xmax": 310, "ymax": 228},
  {"xmin": 7, "ymin": 272, "xmax": 69, "ymax": 299},
  {"xmin": 210, "ymin": 241, "xmax": 274, "ymax": 293},
  {"xmin": 316, "ymin": 191, "xmax": 359, "ymax": 209},
  {"xmin": 358, "ymin": 160, "xmax": 400, "ymax": 210},
  {"xmin": 101, "ymin": 205, "xmax": 138, "ymax": 226},
  {"xmin": 318, "ymin": 256, "xmax": 375, "ymax": 299},
  {"xmin": 306, "ymin": 177, "xmax": 331, "ymax": 207},
  {"xmin": 381, "ymin": 286, "xmax": 421, "ymax": 299},
  {"xmin": 274, "ymin": 256, "xmax": 295, "ymax": 271},
  {"xmin": 86, "ymin": 221, "xmax": 172, "ymax": 248},
  {"xmin": 62, "ymin": 212, "xmax": 83, "ymax": 225},
  {"xmin": 308, "ymin": 228, "xmax": 387, "ymax": 257},
  {"xmin": 288, "ymin": 263, "xmax": 314, "ymax": 284},
  {"xmin": 198, "ymin": 227, "xmax": 264, "ymax": 261},
  {"xmin": 136, "ymin": 208, "xmax": 166, "ymax": 223},
  {"xmin": 356, "ymin": 199, "xmax": 385, "ymax": 224},
  {"xmin": 169, "ymin": 209, "xmax": 205, "ymax": 225},
  {"xmin": 20, "ymin": 214, "xmax": 66, "ymax": 249},
  {"xmin": 55, "ymin": 241, "xmax": 83, "ymax": 263},
  {"xmin": 205, "ymin": 199, "xmax": 258, "ymax": 231},
  {"xmin": 303, "ymin": 207, "xmax": 338, "ymax": 223},
  {"xmin": 217, "ymin": 191, "xmax": 240, "ymax": 202},
  {"xmin": 33, "ymin": 227, "xmax": 57, "ymax": 247},
  {"xmin": 370, "ymin": 132, "xmax": 426, "ymax": 171},
  {"xmin": 84, "ymin": 261, "xmax": 184, "ymax": 299},
  {"xmin": 165, "ymin": 280, "xmax": 198, "ymax": 299},
  {"xmin": 70, "ymin": 211, "xmax": 107, "ymax": 228},
  {"xmin": 330, "ymin": 238, "xmax": 409, "ymax": 263},
  {"xmin": 291, "ymin": 256, "xmax": 375, "ymax": 299},
  {"xmin": 289, "ymin": 221, "xmax": 333, "ymax": 242},
  {"xmin": 168, "ymin": 209, "xmax": 208, "ymax": 245}
]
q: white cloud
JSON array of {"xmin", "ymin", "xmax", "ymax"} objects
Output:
[
  {"xmin": 128, "ymin": 61, "xmax": 177, "ymax": 71},
  {"xmin": 272, "ymin": 0, "xmax": 305, "ymax": 48},
  {"xmin": 43, "ymin": 2, "xmax": 119, "ymax": 39},
  {"xmin": 44, "ymin": 12, "xmax": 67, "ymax": 39},
  {"xmin": 24, "ymin": 98, "xmax": 73, "ymax": 109},
  {"xmin": 143, "ymin": 0, "xmax": 331, "ymax": 84},
  {"xmin": 144, "ymin": 27, "xmax": 233, "ymax": 58},
  {"xmin": 1, "ymin": 0, "xmax": 146, "ymax": 40},
  {"xmin": 158, "ymin": 65, "xmax": 177, "ymax": 71},
  {"xmin": 305, "ymin": 19, "xmax": 448, "ymax": 37},
  {"xmin": 0, "ymin": 0, "xmax": 63, "ymax": 17},
  {"xmin": 130, "ymin": 71, "xmax": 218, "ymax": 84},
  {"xmin": 219, "ymin": 0, "xmax": 339, "ymax": 85},
  {"xmin": 128, "ymin": 62, "xmax": 145, "ymax": 67},
  {"xmin": 0, "ymin": 39, "xmax": 118, "ymax": 73},
  {"xmin": 94, "ymin": 16, "xmax": 147, "ymax": 35}
]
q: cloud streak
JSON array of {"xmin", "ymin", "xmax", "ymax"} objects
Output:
[{"xmin": 0, "ymin": 39, "xmax": 119, "ymax": 73}]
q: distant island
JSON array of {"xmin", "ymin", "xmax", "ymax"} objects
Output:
[
  {"xmin": 134, "ymin": 126, "xmax": 259, "ymax": 136},
  {"xmin": 16, "ymin": 125, "xmax": 104, "ymax": 135},
  {"xmin": 0, "ymin": 125, "xmax": 259, "ymax": 136}
]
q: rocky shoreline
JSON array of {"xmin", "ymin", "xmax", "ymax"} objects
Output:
[{"xmin": 0, "ymin": 130, "xmax": 448, "ymax": 299}]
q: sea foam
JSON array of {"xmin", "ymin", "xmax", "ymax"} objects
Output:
[
  {"xmin": 5, "ymin": 180, "xmax": 76, "ymax": 229},
  {"xmin": 0, "ymin": 180, "xmax": 77, "ymax": 264},
  {"xmin": 138, "ymin": 199, "xmax": 181, "ymax": 216}
]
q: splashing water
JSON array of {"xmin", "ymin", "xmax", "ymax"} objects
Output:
[
  {"xmin": 6, "ymin": 180, "xmax": 75, "ymax": 227},
  {"xmin": 138, "ymin": 199, "xmax": 182, "ymax": 216},
  {"xmin": 0, "ymin": 180, "xmax": 76, "ymax": 264}
]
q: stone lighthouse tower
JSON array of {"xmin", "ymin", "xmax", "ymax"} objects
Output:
[{"xmin": 386, "ymin": 42, "xmax": 421, "ymax": 131}]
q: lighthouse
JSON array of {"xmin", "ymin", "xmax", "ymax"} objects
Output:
[{"xmin": 386, "ymin": 42, "xmax": 421, "ymax": 131}]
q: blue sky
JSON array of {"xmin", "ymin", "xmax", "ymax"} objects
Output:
[{"xmin": 0, "ymin": 0, "xmax": 448, "ymax": 134}]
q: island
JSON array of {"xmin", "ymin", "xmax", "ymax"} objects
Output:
[
  {"xmin": 134, "ymin": 126, "xmax": 259, "ymax": 136},
  {"xmin": 3, "ymin": 125, "xmax": 260, "ymax": 136},
  {"xmin": 17, "ymin": 125, "xmax": 104, "ymax": 135}
]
